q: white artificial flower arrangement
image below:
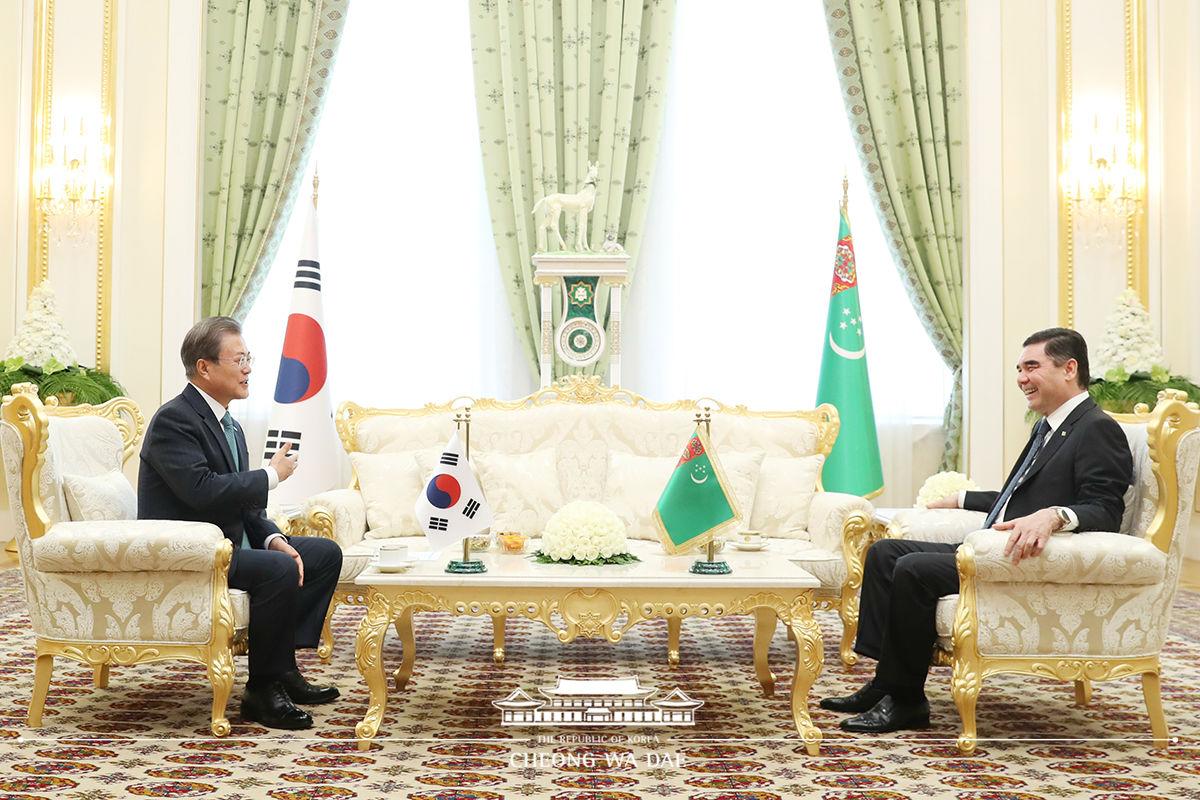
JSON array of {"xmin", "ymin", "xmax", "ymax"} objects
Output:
[
  {"xmin": 534, "ymin": 500, "xmax": 640, "ymax": 565},
  {"xmin": 915, "ymin": 471, "xmax": 979, "ymax": 509},
  {"xmin": 3, "ymin": 281, "xmax": 79, "ymax": 372},
  {"xmin": 1093, "ymin": 289, "xmax": 1168, "ymax": 382}
]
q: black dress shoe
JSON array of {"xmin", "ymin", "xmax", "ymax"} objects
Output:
[
  {"xmin": 839, "ymin": 695, "xmax": 931, "ymax": 733},
  {"xmin": 241, "ymin": 681, "xmax": 313, "ymax": 730},
  {"xmin": 819, "ymin": 682, "xmax": 886, "ymax": 713},
  {"xmin": 277, "ymin": 669, "xmax": 340, "ymax": 705}
]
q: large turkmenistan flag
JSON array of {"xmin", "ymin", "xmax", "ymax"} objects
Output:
[
  {"xmin": 815, "ymin": 208, "xmax": 884, "ymax": 498},
  {"xmin": 653, "ymin": 426, "xmax": 741, "ymax": 554}
]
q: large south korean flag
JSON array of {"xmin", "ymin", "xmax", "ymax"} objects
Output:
[
  {"xmin": 415, "ymin": 431, "xmax": 494, "ymax": 553},
  {"xmin": 263, "ymin": 202, "xmax": 345, "ymax": 504}
]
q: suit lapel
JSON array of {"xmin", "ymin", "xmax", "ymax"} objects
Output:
[
  {"xmin": 182, "ymin": 384, "xmax": 237, "ymax": 473},
  {"xmin": 1019, "ymin": 396, "xmax": 1095, "ymax": 485}
]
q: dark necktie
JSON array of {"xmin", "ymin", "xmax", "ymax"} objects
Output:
[
  {"xmin": 983, "ymin": 418, "xmax": 1048, "ymax": 529},
  {"xmin": 220, "ymin": 412, "xmax": 241, "ymax": 471}
]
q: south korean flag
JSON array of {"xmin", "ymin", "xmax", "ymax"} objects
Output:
[{"xmin": 414, "ymin": 431, "xmax": 494, "ymax": 553}]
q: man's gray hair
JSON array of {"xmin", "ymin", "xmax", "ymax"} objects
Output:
[{"xmin": 181, "ymin": 316, "xmax": 241, "ymax": 379}]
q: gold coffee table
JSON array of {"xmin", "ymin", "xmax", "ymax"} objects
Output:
[{"xmin": 352, "ymin": 540, "xmax": 825, "ymax": 753}]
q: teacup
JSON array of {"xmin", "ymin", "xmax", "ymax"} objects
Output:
[
  {"xmin": 737, "ymin": 531, "xmax": 764, "ymax": 547},
  {"xmin": 378, "ymin": 543, "xmax": 409, "ymax": 568}
]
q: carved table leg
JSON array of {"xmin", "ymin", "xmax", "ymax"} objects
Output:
[
  {"xmin": 753, "ymin": 608, "xmax": 776, "ymax": 697},
  {"xmin": 492, "ymin": 613, "xmax": 506, "ymax": 664},
  {"xmin": 783, "ymin": 597, "xmax": 823, "ymax": 756},
  {"xmin": 667, "ymin": 616, "xmax": 681, "ymax": 668},
  {"xmin": 392, "ymin": 606, "xmax": 416, "ymax": 690},
  {"xmin": 355, "ymin": 591, "xmax": 393, "ymax": 750}
]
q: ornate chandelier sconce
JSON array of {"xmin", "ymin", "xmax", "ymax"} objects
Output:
[
  {"xmin": 1061, "ymin": 109, "xmax": 1143, "ymax": 238},
  {"xmin": 35, "ymin": 109, "xmax": 111, "ymax": 244}
]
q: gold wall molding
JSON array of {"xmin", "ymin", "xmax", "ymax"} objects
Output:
[
  {"xmin": 1057, "ymin": 0, "xmax": 1149, "ymax": 329},
  {"xmin": 26, "ymin": 0, "xmax": 117, "ymax": 371}
]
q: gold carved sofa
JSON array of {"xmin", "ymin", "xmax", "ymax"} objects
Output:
[
  {"xmin": 0, "ymin": 385, "xmax": 250, "ymax": 736},
  {"xmin": 842, "ymin": 390, "xmax": 1200, "ymax": 753},
  {"xmin": 304, "ymin": 376, "xmax": 875, "ymax": 662}
]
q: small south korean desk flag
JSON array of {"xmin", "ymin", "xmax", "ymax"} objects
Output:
[{"xmin": 415, "ymin": 431, "xmax": 493, "ymax": 553}]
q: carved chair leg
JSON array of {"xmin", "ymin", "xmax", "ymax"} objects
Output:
[
  {"xmin": 492, "ymin": 614, "xmax": 506, "ymax": 665},
  {"xmin": 1073, "ymin": 678, "xmax": 1092, "ymax": 706},
  {"xmin": 667, "ymin": 617, "xmax": 682, "ymax": 668},
  {"xmin": 28, "ymin": 652, "xmax": 53, "ymax": 727},
  {"xmin": 1142, "ymin": 669, "xmax": 1170, "ymax": 748},
  {"xmin": 837, "ymin": 595, "xmax": 860, "ymax": 668},
  {"xmin": 318, "ymin": 596, "xmax": 340, "ymax": 663},
  {"xmin": 951, "ymin": 668, "xmax": 982, "ymax": 756},
  {"xmin": 93, "ymin": 663, "xmax": 110, "ymax": 688},
  {"xmin": 207, "ymin": 649, "xmax": 234, "ymax": 738}
]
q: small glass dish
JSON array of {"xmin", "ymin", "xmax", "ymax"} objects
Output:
[
  {"xmin": 469, "ymin": 533, "xmax": 494, "ymax": 552},
  {"xmin": 498, "ymin": 532, "xmax": 528, "ymax": 554}
]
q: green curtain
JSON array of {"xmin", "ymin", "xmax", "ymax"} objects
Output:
[
  {"xmin": 201, "ymin": 0, "xmax": 349, "ymax": 320},
  {"xmin": 824, "ymin": 0, "xmax": 965, "ymax": 470},
  {"xmin": 470, "ymin": 0, "xmax": 675, "ymax": 379}
]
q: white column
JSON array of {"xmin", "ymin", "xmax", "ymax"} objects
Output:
[{"xmin": 539, "ymin": 281, "xmax": 553, "ymax": 387}]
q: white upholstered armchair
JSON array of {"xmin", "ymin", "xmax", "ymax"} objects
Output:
[
  {"xmin": 844, "ymin": 389, "xmax": 1200, "ymax": 753},
  {"xmin": 1, "ymin": 384, "xmax": 249, "ymax": 736}
]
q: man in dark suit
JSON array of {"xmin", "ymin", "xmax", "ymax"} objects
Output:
[
  {"xmin": 139, "ymin": 316, "xmax": 342, "ymax": 730},
  {"xmin": 821, "ymin": 327, "xmax": 1133, "ymax": 733}
]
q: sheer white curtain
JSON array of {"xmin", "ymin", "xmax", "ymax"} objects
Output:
[
  {"xmin": 627, "ymin": 2, "xmax": 950, "ymax": 506},
  {"xmin": 239, "ymin": 2, "xmax": 951, "ymax": 507}
]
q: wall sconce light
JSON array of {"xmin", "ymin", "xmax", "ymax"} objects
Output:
[
  {"xmin": 34, "ymin": 109, "xmax": 111, "ymax": 243},
  {"xmin": 1061, "ymin": 110, "xmax": 1143, "ymax": 224}
]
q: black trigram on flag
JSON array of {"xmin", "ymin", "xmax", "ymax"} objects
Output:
[
  {"xmin": 462, "ymin": 499, "xmax": 480, "ymax": 519},
  {"xmin": 439, "ymin": 451, "xmax": 460, "ymax": 467},
  {"xmin": 263, "ymin": 429, "xmax": 302, "ymax": 460},
  {"xmin": 428, "ymin": 517, "xmax": 449, "ymax": 531},
  {"xmin": 294, "ymin": 259, "xmax": 321, "ymax": 291}
]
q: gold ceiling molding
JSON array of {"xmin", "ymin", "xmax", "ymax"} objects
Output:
[
  {"xmin": 1057, "ymin": 0, "xmax": 1148, "ymax": 329},
  {"xmin": 26, "ymin": 0, "xmax": 117, "ymax": 372}
]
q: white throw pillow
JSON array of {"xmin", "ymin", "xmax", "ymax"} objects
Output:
[
  {"xmin": 749, "ymin": 454, "xmax": 826, "ymax": 538},
  {"xmin": 351, "ymin": 451, "xmax": 431, "ymax": 539},
  {"xmin": 62, "ymin": 470, "xmax": 137, "ymax": 521},
  {"xmin": 472, "ymin": 449, "xmax": 564, "ymax": 536},
  {"xmin": 602, "ymin": 450, "xmax": 763, "ymax": 541}
]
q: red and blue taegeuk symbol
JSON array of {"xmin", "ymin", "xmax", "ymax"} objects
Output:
[
  {"xmin": 426, "ymin": 475, "xmax": 462, "ymax": 508},
  {"xmin": 273, "ymin": 313, "xmax": 327, "ymax": 404}
]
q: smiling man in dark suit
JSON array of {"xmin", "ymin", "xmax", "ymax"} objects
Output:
[
  {"xmin": 821, "ymin": 327, "xmax": 1133, "ymax": 733},
  {"xmin": 139, "ymin": 316, "xmax": 342, "ymax": 730}
]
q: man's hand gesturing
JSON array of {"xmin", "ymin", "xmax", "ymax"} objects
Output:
[{"xmin": 270, "ymin": 442, "xmax": 298, "ymax": 482}]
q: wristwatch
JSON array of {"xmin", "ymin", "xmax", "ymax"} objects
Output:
[{"xmin": 1052, "ymin": 506, "xmax": 1072, "ymax": 529}]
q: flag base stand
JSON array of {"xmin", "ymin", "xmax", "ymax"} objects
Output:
[
  {"xmin": 689, "ymin": 558, "xmax": 731, "ymax": 575},
  {"xmin": 446, "ymin": 539, "xmax": 487, "ymax": 574},
  {"xmin": 689, "ymin": 540, "xmax": 731, "ymax": 575},
  {"xmin": 446, "ymin": 559, "xmax": 487, "ymax": 574}
]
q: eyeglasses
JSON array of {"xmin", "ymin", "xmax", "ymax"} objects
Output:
[{"xmin": 211, "ymin": 353, "xmax": 254, "ymax": 369}]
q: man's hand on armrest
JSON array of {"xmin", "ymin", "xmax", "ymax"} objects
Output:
[
  {"xmin": 993, "ymin": 507, "xmax": 1062, "ymax": 565},
  {"xmin": 925, "ymin": 495, "xmax": 959, "ymax": 509}
]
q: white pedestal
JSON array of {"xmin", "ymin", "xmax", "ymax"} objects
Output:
[{"xmin": 533, "ymin": 253, "xmax": 630, "ymax": 388}]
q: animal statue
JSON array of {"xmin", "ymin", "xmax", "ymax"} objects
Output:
[
  {"xmin": 601, "ymin": 233, "xmax": 626, "ymax": 254},
  {"xmin": 532, "ymin": 162, "xmax": 599, "ymax": 252}
]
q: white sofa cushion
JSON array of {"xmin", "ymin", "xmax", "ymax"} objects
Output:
[
  {"xmin": 472, "ymin": 448, "xmax": 564, "ymax": 536},
  {"xmin": 350, "ymin": 450, "xmax": 430, "ymax": 538},
  {"xmin": 603, "ymin": 450, "xmax": 763, "ymax": 541},
  {"xmin": 749, "ymin": 454, "xmax": 825, "ymax": 538},
  {"xmin": 62, "ymin": 470, "xmax": 137, "ymax": 522}
]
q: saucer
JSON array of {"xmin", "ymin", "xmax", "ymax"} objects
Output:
[
  {"xmin": 374, "ymin": 559, "xmax": 415, "ymax": 573},
  {"xmin": 732, "ymin": 541, "xmax": 766, "ymax": 551}
]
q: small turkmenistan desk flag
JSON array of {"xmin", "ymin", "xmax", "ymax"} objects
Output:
[
  {"xmin": 414, "ymin": 431, "xmax": 494, "ymax": 554},
  {"xmin": 653, "ymin": 427, "xmax": 742, "ymax": 555},
  {"xmin": 815, "ymin": 207, "xmax": 884, "ymax": 497}
]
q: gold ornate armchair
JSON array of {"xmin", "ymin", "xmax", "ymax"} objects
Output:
[
  {"xmin": 846, "ymin": 390, "xmax": 1200, "ymax": 753},
  {"xmin": 0, "ymin": 385, "xmax": 248, "ymax": 736}
]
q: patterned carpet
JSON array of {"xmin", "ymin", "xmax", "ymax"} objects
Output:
[{"xmin": 1, "ymin": 567, "xmax": 1199, "ymax": 800}]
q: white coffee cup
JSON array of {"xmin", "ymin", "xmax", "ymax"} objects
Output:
[
  {"xmin": 378, "ymin": 543, "xmax": 409, "ymax": 567},
  {"xmin": 738, "ymin": 531, "xmax": 764, "ymax": 546}
]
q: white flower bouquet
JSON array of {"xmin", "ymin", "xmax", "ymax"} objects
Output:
[
  {"xmin": 915, "ymin": 471, "xmax": 979, "ymax": 509},
  {"xmin": 533, "ymin": 500, "xmax": 640, "ymax": 565}
]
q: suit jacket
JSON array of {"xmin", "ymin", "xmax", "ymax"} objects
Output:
[
  {"xmin": 138, "ymin": 384, "xmax": 282, "ymax": 549},
  {"xmin": 963, "ymin": 396, "xmax": 1132, "ymax": 532}
]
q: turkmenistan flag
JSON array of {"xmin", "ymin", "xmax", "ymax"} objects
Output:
[
  {"xmin": 653, "ymin": 426, "xmax": 741, "ymax": 555},
  {"xmin": 815, "ymin": 208, "xmax": 884, "ymax": 498}
]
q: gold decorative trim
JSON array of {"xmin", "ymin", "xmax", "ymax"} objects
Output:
[
  {"xmin": 28, "ymin": 0, "xmax": 54, "ymax": 293},
  {"xmin": 96, "ymin": 0, "xmax": 117, "ymax": 371},
  {"xmin": 1057, "ymin": 0, "xmax": 1074, "ymax": 327},
  {"xmin": 40, "ymin": 392, "xmax": 145, "ymax": 463},
  {"xmin": 2, "ymin": 384, "xmax": 52, "ymax": 542}
]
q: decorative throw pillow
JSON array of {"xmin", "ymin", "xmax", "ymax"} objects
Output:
[
  {"xmin": 471, "ymin": 449, "xmax": 564, "ymax": 536},
  {"xmin": 749, "ymin": 454, "xmax": 826, "ymax": 538},
  {"xmin": 350, "ymin": 451, "xmax": 432, "ymax": 539},
  {"xmin": 62, "ymin": 470, "xmax": 137, "ymax": 521},
  {"xmin": 602, "ymin": 450, "xmax": 763, "ymax": 541}
]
